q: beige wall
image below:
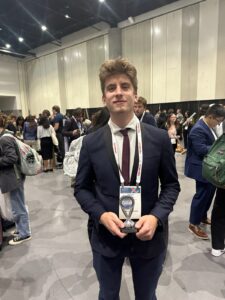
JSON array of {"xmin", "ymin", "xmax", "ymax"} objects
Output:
[
  {"xmin": 122, "ymin": 0, "xmax": 225, "ymax": 104},
  {"xmin": 0, "ymin": 55, "xmax": 27, "ymax": 113},
  {"xmin": 25, "ymin": 35, "xmax": 107, "ymax": 115}
]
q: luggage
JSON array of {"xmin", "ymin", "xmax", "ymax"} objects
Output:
[{"xmin": 202, "ymin": 133, "xmax": 225, "ymax": 188}]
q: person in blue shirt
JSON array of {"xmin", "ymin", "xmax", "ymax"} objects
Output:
[{"xmin": 51, "ymin": 105, "xmax": 65, "ymax": 162}]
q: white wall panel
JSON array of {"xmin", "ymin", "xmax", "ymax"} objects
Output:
[
  {"xmin": 26, "ymin": 53, "xmax": 60, "ymax": 115},
  {"xmin": 166, "ymin": 10, "xmax": 182, "ymax": 102},
  {"xmin": 152, "ymin": 15, "xmax": 167, "ymax": 103},
  {"xmin": 0, "ymin": 56, "xmax": 21, "ymax": 109},
  {"xmin": 197, "ymin": 0, "xmax": 219, "ymax": 99},
  {"xmin": 63, "ymin": 43, "xmax": 89, "ymax": 109},
  {"xmin": 87, "ymin": 36, "xmax": 106, "ymax": 107},
  {"xmin": 122, "ymin": 21, "xmax": 152, "ymax": 101},
  {"xmin": 215, "ymin": 0, "xmax": 225, "ymax": 98},
  {"xmin": 18, "ymin": 61, "xmax": 29, "ymax": 115}
]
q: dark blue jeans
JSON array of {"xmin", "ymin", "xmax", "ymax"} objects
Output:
[{"xmin": 10, "ymin": 185, "xmax": 31, "ymax": 238}]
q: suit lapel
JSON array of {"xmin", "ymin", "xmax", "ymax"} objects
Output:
[
  {"xmin": 130, "ymin": 134, "xmax": 139, "ymax": 185},
  {"xmin": 130, "ymin": 123, "xmax": 144, "ymax": 185},
  {"xmin": 103, "ymin": 125, "xmax": 120, "ymax": 181}
]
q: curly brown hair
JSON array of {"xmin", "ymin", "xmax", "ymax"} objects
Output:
[{"xmin": 99, "ymin": 58, "xmax": 138, "ymax": 94}]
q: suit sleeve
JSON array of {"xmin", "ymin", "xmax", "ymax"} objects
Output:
[
  {"xmin": 150, "ymin": 131, "xmax": 180, "ymax": 224},
  {"xmin": 188, "ymin": 127, "xmax": 212, "ymax": 158},
  {"xmin": 74, "ymin": 138, "xmax": 106, "ymax": 221}
]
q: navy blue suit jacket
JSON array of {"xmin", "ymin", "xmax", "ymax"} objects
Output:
[
  {"xmin": 185, "ymin": 119, "xmax": 216, "ymax": 182},
  {"xmin": 141, "ymin": 112, "xmax": 157, "ymax": 127},
  {"xmin": 75, "ymin": 123, "xmax": 180, "ymax": 258}
]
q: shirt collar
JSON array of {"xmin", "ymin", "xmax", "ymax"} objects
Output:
[{"xmin": 108, "ymin": 114, "xmax": 139, "ymax": 134}]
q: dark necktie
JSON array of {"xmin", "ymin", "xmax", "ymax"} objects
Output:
[{"xmin": 120, "ymin": 129, "xmax": 130, "ymax": 185}]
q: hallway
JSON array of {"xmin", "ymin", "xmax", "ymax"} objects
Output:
[{"xmin": 0, "ymin": 154, "xmax": 224, "ymax": 300}]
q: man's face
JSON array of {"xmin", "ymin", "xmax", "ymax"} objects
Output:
[
  {"xmin": 208, "ymin": 116, "xmax": 224, "ymax": 128},
  {"xmin": 134, "ymin": 103, "xmax": 145, "ymax": 117},
  {"xmin": 102, "ymin": 74, "xmax": 137, "ymax": 116}
]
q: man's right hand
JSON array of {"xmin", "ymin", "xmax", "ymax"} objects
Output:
[{"xmin": 100, "ymin": 212, "xmax": 127, "ymax": 239}]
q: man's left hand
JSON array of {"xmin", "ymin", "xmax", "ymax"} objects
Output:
[{"xmin": 135, "ymin": 215, "xmax": 158, "ymax": 241}]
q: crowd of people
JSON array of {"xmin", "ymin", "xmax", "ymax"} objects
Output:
[{"xmin": 0, "ymin": 58, "xmax": 225, "ymax": 299}]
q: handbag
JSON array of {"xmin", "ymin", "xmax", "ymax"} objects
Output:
[
  {"xmin": 0, "ymin": 193, "xmax": 14, "ymax": 221},
  {"xmin": 50, "ymin": 129, "xmax": 59, "ymax": 146}
]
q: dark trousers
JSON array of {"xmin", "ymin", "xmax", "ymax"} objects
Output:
[
  {"xmin": 183, "ymin": 129, "xmax": 188, "ymax": 149},
  {"xmin": 211, "ymin": 188, "xmax": 225, "ymax": 250},
  {"xmin": 189, "ymin": 180, "xmax": 216, "ymax": 225},
  {"xmin": 93, "ymin": 250, "xmax": 166, "ymax": 300},
  {"xmin": 56, "ymin": 132, "xmax": 65, "ymax": 161}
]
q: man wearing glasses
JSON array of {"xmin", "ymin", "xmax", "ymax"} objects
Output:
[{"xmin": 185, "ymin": 104, "xmax": 225, "ymax": 240}]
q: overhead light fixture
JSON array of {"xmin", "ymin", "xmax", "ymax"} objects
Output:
[
  {"xmin": 41, "ymin": 25, "xmax": 47, "ymax": 31},
  {"xmin": 65, "ymin": 14, "xmax": 71, "ymax": 19},
  {"xmin": 5, "ymin": 43, "xmax": 11, "ymax": 49},
  {"xmin": 128, "ymin": 16, "xmax": 135, "ymax": 24},
  {"xmin": 18, "ymin": 37, "xmax": 24, "ymax": 42},
  {"xmin": 99, "ymin": 0, "xmax": 105, "ymax": 3}
]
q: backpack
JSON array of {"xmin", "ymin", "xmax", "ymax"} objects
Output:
[
  {"xmin": 202, "ymin": 133, "xmax": 225, "ymax": 188},
  {"xmin": 3, "ymin": 134, "xmax": 42, "ymax": 176}
]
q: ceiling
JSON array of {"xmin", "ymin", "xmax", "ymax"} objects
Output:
[{"xmin": 0, "ymin": 0, "xmax": 179, "ymax": 57}]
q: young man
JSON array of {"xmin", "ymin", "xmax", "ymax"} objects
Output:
[
  {"xmin": 134, "ymin": 96, "xmax": 156, "ymax": 126},
  {"xmin": 185, "ymin": 104, "xmax": 225, "ymax": 240},
  {"xmin": 0, "ymin": 114, "xmax": 31, "ymax": 245},
  {"xmin": 62, "ymin": 108, "xmax": 83, "ymax": 145},
  {"xmin": 75, "ymin": 58, "xmax": 180, "ymax": 300},
  {"xmin": 51, "ymin": 105, "xmax": 65, "ymax": 161}
]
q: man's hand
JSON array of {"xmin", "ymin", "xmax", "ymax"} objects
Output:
[
  {"xmin": 100, "ymin": 212, "xmax": 127, "ymax": 239},
  {"xmin": 135, "ymin": 215, "xmax": 158, "ymax": 241}
]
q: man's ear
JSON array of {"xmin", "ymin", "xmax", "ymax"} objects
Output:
[
  {"xmin": 134, "ymin": 94, "xmax": 138, "ymax": 103},
  {"xmin": 102, "ymin": 95, "xmax": 106, "ymax": 106}
]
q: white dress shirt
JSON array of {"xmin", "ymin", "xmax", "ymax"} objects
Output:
[{"xmin": 108, "ymin": 115, "xmax": 139, "ymax": 180}]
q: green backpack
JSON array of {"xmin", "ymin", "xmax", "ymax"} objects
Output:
[{"xmin": 202, "ymin": 133, "xmax": 225, "ymax": 188}]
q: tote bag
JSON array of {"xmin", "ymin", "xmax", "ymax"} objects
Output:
[{"xmin": 0, "ymin": 193, "xmax": 14, "ymax": 221}]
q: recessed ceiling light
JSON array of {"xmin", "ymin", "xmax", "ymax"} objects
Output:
[
  {"xmin": 41, "ymin": 25, "xmax": 47, "ymax": 31},
  {"xmin": 128, "ymin": 16, "xmax": 135, "ymax": 24},
  {"xmin": 5, "ymin": 43, "xmax": 11, "ymax": 49},
  {"xmin": 65, "ymin": 14, "xmax": 71, "ymax": 19},
  {"xmin": 99, "ymin": 0, "xmax": 105, "ymax": 3},
  {"xmin": 18, "ymin": 37, "xmax": 24, "ymax": 42}
]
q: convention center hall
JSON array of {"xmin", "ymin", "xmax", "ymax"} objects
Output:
[{"xmin": 0, "ymin": 0, "xmax": 225, "ymax": 300}]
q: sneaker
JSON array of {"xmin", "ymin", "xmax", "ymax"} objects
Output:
[
  {"xmin": 188, "ymin": 224, "xmax": 209, "ymax": 240},
  {"xmin": 211, "ymin": 248, "xmax": 225, "ymax": 257},
  {"xmin": 8, "ymin": 235, "xmax": 31, "ymax": 246},
  {"xmin": 201, "ymin": 218, "xmax": 211, "ymax": 225}
]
